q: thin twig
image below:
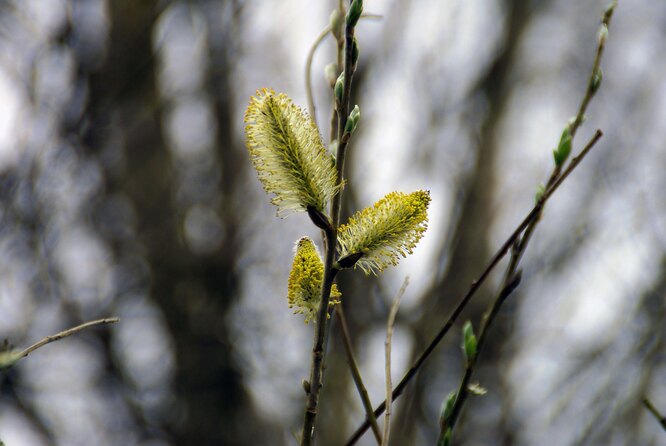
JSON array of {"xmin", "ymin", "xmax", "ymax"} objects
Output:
[
  {"xmin": 439, "ymin": 271, "xmax": 522, "ymax": 440},
  {"xmin": 383, "ymin": 277, "xmax": 409, "ymax": 446},
  {"xmin": 643, "ymin": 397, "xmax": 666, "ymax": 432},
  {"xmin": 345, "ymin": 131, "xmax": 603, "ymax": 445},
  {"xmin": 305, "ymin": 13, "xmax": 381, "ymax": 129},
  {"xmin": 15, "ymin": 317, "xmax": 120, "ymax": 361},
  {"xmin": 435, "ymin": 5, "xmax": 616, "ymax": 432},
  {"xmin": 335, "ymin": 305, "xmax": 383, "ymax": 445},
  {"xmin": 571, "ymin": 0, "xmax": 615, "ymax": 139},
  {"xmin": 305, "ymin": 24, "xmax": 332, "ymax": 127},
  {"xmin": 347, "ymin": 2, "xmax": 615, "ymax": 442}
]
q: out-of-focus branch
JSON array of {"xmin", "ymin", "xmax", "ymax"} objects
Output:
[
  {"xmin": 305, "ymin": 24, "xmax": 332, "ymax": 126},
  {"xmin": 1, "ymin": 318, "xmax": 119, "ymax": 369},
  {"xmin": 335, "ymin": 306, "xmax": 383, "ymax": 445},
  {"xmin": 383, "ymin": 277, "xmax": 409, "ymax": 446},
  {"xmin": 643, "ymin": 398, "xmax": 666, "ymax": 432},
  {"xmin": 346, "ymin": 130, "xmax": 604, "ymax": 445}
]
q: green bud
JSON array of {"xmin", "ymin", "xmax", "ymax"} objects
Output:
[
  {"xmin": 603, "ymin": 0, "xmax": 617, "ymax": 22},
  {"xmin": 330, "ymin": 9, "xmax": 343, "ymax": 40},
  {"xmin": 553, "ymin": 125, "xmax": 572, "ymax": 167},
  {"xmin": 535, "ymin": 183, "xmax": 546, "ymax": 204},
  {"xmin": 334, "ymin": 73, "xmax": 344, "ymax": 104},
  {"xmin": 346, "ymin": 0, "xmax": 363, "ymax": 28},
  {"xmin": 591, "ymin": 67, "xmax": 603, "ymax": 94},
  {"xmin": 439, "ymin": 391, "xmax": 457, "ymax": 427},
  {"xmin": 438, "ymin": 428, "xmax": 453, "ymax": 446},
  {"xmin": 598, "ymin": 23, "xmax": 608, "ymax": 46},
  {"xmin": 351, "ymin": 37, "xmax": 360, "ymax": 67},
  {"xmin": 325, "ymin": 63, "xmax": 338, "ymax": 88},
  {"xmin": 344, "ymin": 105, "xmax": 361, "ymax": 135},
  {"xmin": 462, "ymin": 321, "xmax": 477, "ymax": 364}
]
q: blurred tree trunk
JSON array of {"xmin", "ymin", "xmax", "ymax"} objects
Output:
[{"xmin": 79, "ymin": 1, "xmax": 274, "ymax": 444}]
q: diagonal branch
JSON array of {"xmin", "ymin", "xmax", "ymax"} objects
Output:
[
  {"xmin": 643, "ymin": 398, "xmax": 666, "ymax": 433},
  {"xmin": 383, "ymin": 277, "xmax": 409, "ymax": 446},
  {"xmin": 2, "ymin": 318, "xmax": 120, "ymax": 368},
  {"xmin": 345, "ymin": 131, "xmax": 603, "ymax": 445},
  {"xmin": 335, "ymin": 305, "xmax": 383, "ymax": 445}
]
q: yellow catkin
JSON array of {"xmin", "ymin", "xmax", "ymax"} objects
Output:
[
  {"xmin": 288, "ymin": 237, "xmax": 341, "ymax": 323},
  {"xmin": 244, "ymin": 89, "xmax": 338, "ymax": 217},
  {"xmin": 337, "ymin": 190, "xmax": 431, "ymax": 275}
]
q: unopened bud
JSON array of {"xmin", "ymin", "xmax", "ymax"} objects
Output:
[
  {"xmin": 598, "ymin": 23, "xmax": 608, "ymax": 46},
  {"xmin": 334, "ymin": 73, "xmax": 344, "ymax": 105},
  {"xmin": 344, "ymin": 105, "xmax": 361, "ymax": 135},
  {"xmin": 591, "ymin": 67, "xmax": 603, "ymax": 94},
  {"xmin": 553, "ymin": 125, "xmax": 572, "ymax": 167},
  {"xmin": 346, "ymin": 0, "xmax": 363, "ymax": 28},
  {"xmin": 462, "ymin": 321, "xmax": 477, "ymax": 364},
  {"xmin": 439, "ymin": 391, "xmax": 457, "ymax": 427},
  {"xmin": 351, "ymin": 38, "xmax": 360, "ymax": 67},
  {"xmin": 330, "ymin": 9, "xmax": 343, "ymax": 41},
  {"xmin": 535, "ymin": 183, "xmax": 546, "ymax": 204},
  {"xmin": 325, "ymin": 63, "xmax": 338, "ymax": 88}
]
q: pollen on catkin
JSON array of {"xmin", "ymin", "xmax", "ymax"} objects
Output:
[
  {"xmin": 337, "ymin": 190, "xmax": 431, "ymax": 275},
  {"xmin": 288, "ymin": 237, "xmax": 341, "ymax": 324},
  {"xmin": 244, "ymin": 89, "xmax": 338, "ymax": 217}
]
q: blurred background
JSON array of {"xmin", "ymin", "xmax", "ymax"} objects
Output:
[{"xmin": 0, "ymin": 0, "xmax": 664, "ymax": 445}]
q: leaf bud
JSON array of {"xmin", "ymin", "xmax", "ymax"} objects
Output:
[{"xmin": 346, "ymin": 0, "xmax": 363, "ymax": 28}]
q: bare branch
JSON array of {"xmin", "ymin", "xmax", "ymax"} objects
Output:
[{"xmin": 383, "ymin": 277, "xmax": 409, "ymax": 446}]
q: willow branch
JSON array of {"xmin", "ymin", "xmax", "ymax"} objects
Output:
[
  {"xmin": 571, "ymin": 0, "xmax": 615, "ymax": 139},
  {"xmin": 302, "ymin": 1, "xmax": 359, "ymax": 443},
  {"xmin": 335, "ymin": 306, "xmax": 383, "ymax": 445},
  {"xmin": 439, "ymin": 272, "xmax": 522, "ymax": 441},
  {"xmin": 383, "ymin": 277, "xmax": 409, "ymax": 446},
  {"xmin": 13, "ymin": 317, "xmax": 119, "ymax": 363},
  {"xmin": 643, "ymin": 398, "xmax": 666, "ymax": 432},
  {"xmin": 345, "ymin": 131, "xmax": 603, "ymax": 445},
  {"xmin": 436, "ymin": 11, "xmax": 615, "ymax": 429}
]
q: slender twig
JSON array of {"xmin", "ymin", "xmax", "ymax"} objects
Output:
[
  {"xmin": 383, "ymin": 277, "xmax": 409, "ymax": 446},
  {"xmin": 306, "ymin": 13, "xmax": 382, "ymax": 129},
  {"xmin": 643, "ymin": 397, "xmax": 666, "ymax": 432},
  {"xmin": 302, "ymin": 1, "xmax": 359, "ymax": 443},
  {"xmin": 435, "ymin": 5, "xmax": 616, "ymax": 433},
  {"xmin": 345, "ymin": 131, "xmax": 603, "ymax": 445},
  {"xmin": 14, "ymin": 317, "xmax": 120, "ymax": 361},
  {"xmin": 438, "ymin": 272, "xmax": 522, "ymax": 442},
  {"xmin": 305, "ymin": 24, "xmax": 332, "ymax": 127},
  {"xmin": 335, "ymin": 306, "xmax": 383, "ymax": 445},
  {"xmin": 571, "ymin": 0, "xmax": 615, "ymax": 139},
  {"xmin": 346, "ymin": 2, "xmax": 615, "ymax": 443}
]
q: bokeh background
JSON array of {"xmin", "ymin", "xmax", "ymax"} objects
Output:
[{"xmin": 0, "ymin": 0, "xmax": 665, "ymax": 445}]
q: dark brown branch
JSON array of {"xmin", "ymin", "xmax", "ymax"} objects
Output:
[
  {"xmin": 302, "ymin": 1, "xmax": 359, "ymax": 443},
  {"xmin": 643, "ymin": 398, "xmax": 666, "ymax": 432},
  {"xmin": 438, "ymin": 272, "xmax": 522, "ymax": 441},
  {"xmin": 345, "ymin": 131, "xmax": 603, "ymax": 445}
]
